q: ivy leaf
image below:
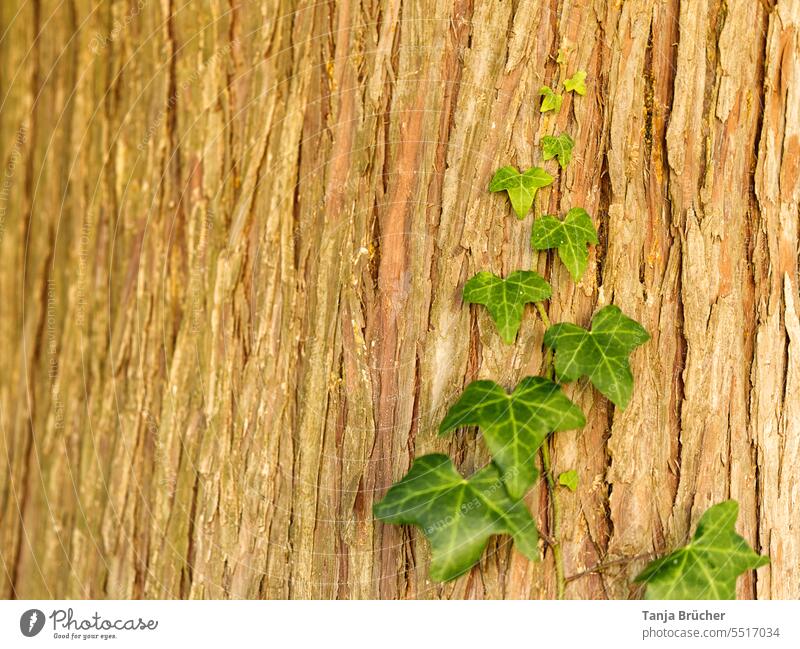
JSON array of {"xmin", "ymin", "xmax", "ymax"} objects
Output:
[
  {"xmin": 373, "ymin": 454, "xmax": 539, "ymax": 581},
  {"xmin": 543, "ymin": 305, "xmax": 650, "ymax": 409},
  {"xmin": 439, "ymin": 377, "xmax": 585, "ymax": 498},
  {"xmin": 564, "ymin": 70, "xmax": 587, "ymax": 95},
  {"xmin": 541, "ymin": 133, "xmax": 575, "ymax": 169},
  {"xmin": 463, "ymin": 270, "xmax": 551, "ymax": 344},
  {"xmin": 558, "ymin": 470, "xmax": 578, "ymax": 492},
  {"xmin": 635, "ymin": 501, "xmax": 769, "ymax": 600},
  {"xmin": 531, "ymin": 207, "xmax": 598, "ymax": 281},
  {"xmin": 539, "ymin": 85, "xmax": 563, "ymax": 113},
  {"xmin": 489, "ymin": 166, "xmax": 554, "ymax": 219}
]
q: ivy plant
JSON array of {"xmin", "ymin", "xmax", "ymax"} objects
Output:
[
  {"xmin": 489, "ymin": 166, "xmax": 553, "ymax": 218},
  {"xmin": 463, "ymin": 270, "xmax": 551, "ymax": 343},
  {"xmin": 541, "ymin": 133, "xmax": 574, "ymax": 169},
  {"xmin": 543, "ymin": 305, "xmax": 650, "ymax": 409},
  {"xmin": 438, "ymin": 377, "xmax": 585, "ymax": 498},
  {"xmin": 558, "ymin": 470, "xmax": 578, "ymax": 492},
  {"xmin": 635, "ymin": 501, "xmax": 768, "ymax": 599},
  {"xmin": 374, "ymin": 68, "xmax": 767, "ymax": 599},
  {"xmin": 564, "ymin": 70, "xmax": 587, "ymax": 95},
  {"xmin": 373, "ymin": 454, "xmax": 539, "ymax": 581},
  {"xmin": 539, "ymin": 85, "xmax": 563, "ymax": 113},
  {"xmin": 531, "ymin": 207, "xmax": 598, "ymax": 282}
]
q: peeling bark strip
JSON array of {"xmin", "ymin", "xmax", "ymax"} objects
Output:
[{"xmin": 0, "ymin": 0, "xmax": 797, "ymax": 600}]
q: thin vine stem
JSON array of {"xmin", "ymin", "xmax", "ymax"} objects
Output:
[
  {"xmin": 535, "ymin": 303, "xmax": 554, "ymax": 381},
  {"xmin": 540, "ymin": 440, "xmax": 565, "ymax": 599},
  {"xmin": 564, "ymin": 553, "xmax": 654, "ymax": 583},
  {"xmin": 535, "ymin": 301, "xmax": 566, "ymax": 599}
]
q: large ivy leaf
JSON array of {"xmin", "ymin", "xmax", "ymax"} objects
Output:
[
  {"xmin": 439, "ymin": 377, "xmax": 585, "ymax": 498},
  {"xmin": 531, "ymin": 207, "xmax": 598, "ymax": 281},
  {"xmin": 373, "ymin": 454, "xmax": 539, "ymax": 581},
  {"xmin": 541, "ymin": 133, "xmax": 575, "ymax": 169},
  {"xmin": 539, "ymin": 85, "xmax": 563, "ymax": 113},
  {"xmin": 489, "ymin": 166, "xmax": 554, "ymax": 219},
  {"xmin": 635, "ymin": 501, "xmax": 769, "ymax": 599},
  {"xmin": 564, "ymin": 70, "xmax": 587, "ymax": 95},
  {"xmin": 463, "ymin": 270, "xmax": 551, "ymax": 344},
  {"xmin": 543, "ymin": 305, "xmax": 649, "ymax": 408}
]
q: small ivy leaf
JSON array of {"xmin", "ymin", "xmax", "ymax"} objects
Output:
[
  {"xmin": 489, "ymin": 166, "xmax": 554, "ymax": 219},
  {"xmin": 543, "ymin": 305, "xmax": 650, "ymax": 409},
  {"xmin": 531, "ymin": 207, "xmax": 599, "ymax": 281},
  {"xmin": 439, "ymin": 377, "xmax": 585, "ymax": 498},
  {"xmin": 539, "ymin": 85, "xmax": 563, "ymax": 113},
  {"xmin": 635, "ymin": 501, "xmax": 769, "ymax": 600},
  {"xmin": 558, "ymin": 470, "xmax": 578, "ymax": 492},
  {"xmin": 564, "ymin": 70, "xmax": 587, "ymax": 95},
  {"xmin": 541, "ymin": 133, "xmax": 575, "ymax": 169},
  {"xmin": 373, "ymin": 454, "xmax": 539, "ymax": 582},
  {"xmin": 556, "ymin": 49, "xmax": 567, "ymax": 65},
  {"xmin": 463, "ymin": 270, "xmax": 552, "ymax": 344}
]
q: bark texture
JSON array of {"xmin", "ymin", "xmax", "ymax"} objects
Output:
[{"xmin": 1, "ymin": 0, "xmax": 798, "ymax": 599}]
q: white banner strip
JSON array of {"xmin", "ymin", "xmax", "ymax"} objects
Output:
[{"xmin": 1, "ymin": 600, "xmax": 797, "ymax": 648}]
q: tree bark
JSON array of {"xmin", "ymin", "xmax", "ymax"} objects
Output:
[{"xmin": 1, "ymin": 0, "xmax": 798, "ymax": 599}]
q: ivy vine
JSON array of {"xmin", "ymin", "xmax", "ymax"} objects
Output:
[{"xmin": 375, "ymin": 69, "xmax": 767, "ymax": 599}]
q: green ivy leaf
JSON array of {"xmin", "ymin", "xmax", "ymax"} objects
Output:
[
  {"xmin": 531, "ymin": 207, "xmax": 599, "ymax": 281},
  {"xmin": 558, "ymin": 470, "xmax": 578, "ymax": 492},
  {"xmin": 564, "ymin": 70, "xmax": 587, "ymax": 95},
  {"xmin": 439, "ymin": 377, "xmax": 585, "ymax": 498},
  {"xmin": 635, "ymin": 501, "xmax": 769, "ymax": 600},
  {"xmin": 543, "ymin": 305, "xmax": 650, "ymax": 408},
  {"xmin": 541, "ymin": 133, "xmax": 575, "ymax": 169},
  {"xmin": 373, "ymin": 454, "xmax": 539, "ymax": 581},
  {"xmin": 539, "ymin": 85, "xmax": 563, "ymax": 113},
  {"xmin": 463, "ymin": 270, "xmax": 551, "ymax": 344},
  {"xmin": 489, "ymin": 166, "xmax": 554, "ymax": 219}
]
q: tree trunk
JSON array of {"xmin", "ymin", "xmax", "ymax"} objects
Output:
[{"xmin": 1, "ymin": 0, "xmax": 798, "ymax": 600}]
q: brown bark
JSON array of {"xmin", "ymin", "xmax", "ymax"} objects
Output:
[{"xmin": 0, "ymin": 0, "xmax": 798, "ymax": 599}]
